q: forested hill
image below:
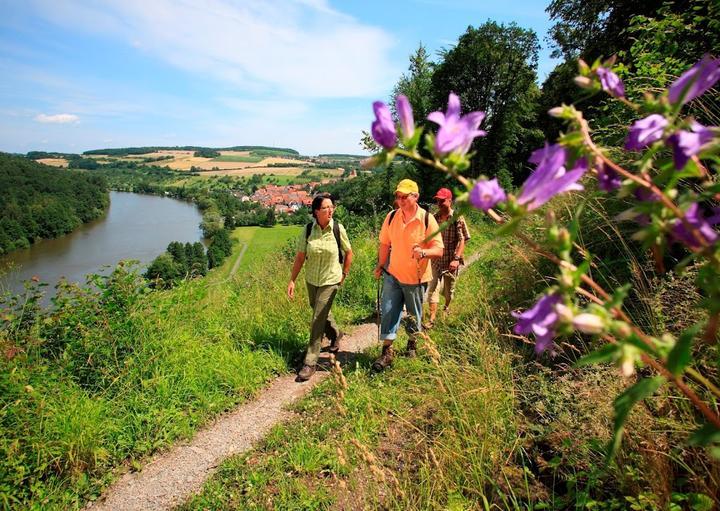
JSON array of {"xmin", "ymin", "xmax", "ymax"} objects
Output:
[
  {"xmin": 0, "ymin": 153, "xmax": 109, "ymax": 255},
  {"xmin": 80, "ymin": 145, "xmax": 300, "ymax": 157}
]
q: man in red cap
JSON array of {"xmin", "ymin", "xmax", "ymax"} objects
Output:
[{"xmin": 425, "ymin": 187, "xmax": 470, "ymax": 327}]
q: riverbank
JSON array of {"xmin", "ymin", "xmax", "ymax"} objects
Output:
[{"xmin": 0, "ymin": 192, "xmax": 203, "ymax": 299}]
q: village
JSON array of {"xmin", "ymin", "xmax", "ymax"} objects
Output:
[{"xmin": 235, "ymin": 169, "xmax": 356, "ymax": 214}]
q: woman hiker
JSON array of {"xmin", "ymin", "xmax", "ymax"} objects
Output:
[{"xmin": 287, "ymin": 193, "xmax": 353, "ymax": 382}]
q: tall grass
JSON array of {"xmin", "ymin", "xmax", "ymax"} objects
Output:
[{"xmin": 0, "ymin": 225, "xmax": 318, "ymax": 510}]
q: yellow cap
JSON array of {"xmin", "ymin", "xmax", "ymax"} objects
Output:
[{"xmin": 395, "ymin": 179, "xmax": 419, "ymax": 194}]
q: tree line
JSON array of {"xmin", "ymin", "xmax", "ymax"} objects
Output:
[
  {"xmin": 82, "ymin": 146, "xmax": 300, "ymax": 157},
  {"xmin": 0, "ymin": 153, "xmax": 109, "ymax": 254}
]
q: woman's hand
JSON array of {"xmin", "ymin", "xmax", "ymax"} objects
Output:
[{"xmin": 287, "ymin": 280, "xmax": 295, "ymax": 300}]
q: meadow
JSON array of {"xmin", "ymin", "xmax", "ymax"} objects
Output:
[{"xmin": 0, "ymin": 224, "xmax": 321, "ymax": 509}]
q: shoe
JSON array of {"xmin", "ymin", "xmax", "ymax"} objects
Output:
[
  {"xmin": 329, "ymin": 332, "xmax": 344, "ymax": 353},
  {"xmin": 405, "ymin": 337, "xmax": 417, "ymax": 358},
  {"xmin": 371, "ymin": 345, "xmax": 394, "ymax": 372},
  {"xmin": 296, "ymin": 364, "xmax": 316, "ymax": 382}
]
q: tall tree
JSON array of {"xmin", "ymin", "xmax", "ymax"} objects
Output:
[
  {"xmin": 392, "ymin": 44, "xmax": 435, "ymax": 123},
  {"xmin": 545, "ymin": 0, "xmax": 667, "ymax": 61},
  {"xmin": 431, "ymin": 22, "xmax": 543, "ymax": 186}
]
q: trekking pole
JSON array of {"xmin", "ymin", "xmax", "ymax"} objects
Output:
[{"xmin": 376, "ymin": 271, "xmax": 382, "ymax": 341}]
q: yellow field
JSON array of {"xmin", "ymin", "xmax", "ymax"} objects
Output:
[
  {"xmin": 36, "ymin": 158, "xmax": 68, "ymax": 167},
  {"xmin": 36, "ymin": 150, "xmax": 346, "ymax": 178}
]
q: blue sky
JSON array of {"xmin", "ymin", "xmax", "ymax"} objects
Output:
[{"xmin": 0, "ymin": 0, "xmax": 558, "ymax": 156}]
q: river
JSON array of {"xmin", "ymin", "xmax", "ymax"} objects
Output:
[{"xmin": 0, "ymin": 191, "xmax": 204, "ymax": 299}]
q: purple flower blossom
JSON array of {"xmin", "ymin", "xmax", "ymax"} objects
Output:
[
  {"xmin": 596, "ymin": 67, "xmax": 625, "ymax": 98},
  {"xmin": 512, "ymin": 293, "xmax": 562, "ymax": 354},
  {"xmin": 427, "ymin": 92, "xmax": 486, "ymax": 156},
  {"xmin": 671, "ymin": 203, "xmax": 720, "ymax": 249},
  {"xmin": 668, "ymin": 55, "xmax": 720, "ymax": 105},
  {"xmin": 371, "ymin": 101, "xmax": 397, "ymax": 150},
  {"xmin": 469, "ymin": 178, "xmax": 506, "ymax": 211},
  {"xmin": 597, "ymin": 161, "xmax": 622, "ymax": 192},
  {"xmin": 625, "ymin": 114, "xmax": 669, "ymax": 151},
  {"xmin": 517, "ymin": 144, "xmax": 587, "ymax": 210},
  {"xmin": 395, "ymin": 94, "xmax": 415, "ymax": 140},
  {"xmin": 667, "ymin": 122, "xmax": 715, "ymax": 170}
]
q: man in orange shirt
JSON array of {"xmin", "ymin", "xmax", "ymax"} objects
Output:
[{"xmin": 372, "ymin": 179, "xmax": 444, "ymax": 371}]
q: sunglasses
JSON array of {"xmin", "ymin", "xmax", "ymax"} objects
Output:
[{"xmin": 395, "ymin": 193, "xmax": 410, "ymax": 200}]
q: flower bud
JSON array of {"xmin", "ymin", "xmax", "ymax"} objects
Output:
[
  {"xmin": 578, "ymin": 59, "xmax": 590, "ymax": 74},
  {"xmin": 554, "ymin": 303, "xmax": 574, "ymax": 323},
  {"xmin": 621, "ymin": 356, "xmax": 635, "ymax": 377},
  {"xmin": 559, "ymin": 272, "xmax": 574, "ymax": 289},
  {"xmin": 574, "ymin": 76, "xmax": 593, "ymax": 89},
  {"xmin": 613, "ymin": 321, "xmax": 632, "ymax": 338},
  {"xmin": 545, "ymin": 210, "xmax": 556, "ymax": 226},
  {"xmin": 361, "ymin": 155, "xmax": 381, "ymax": 169},
  {"xmin": 619, "ymin": 345, "xmax": 638, "ymax": 377},
  {"xmin": 572, "ymin": 313, "xmax": 605, "ymax": 334},
  {"xmin": 548, "ymin": 107, "xmax": 565, "ymax": 118}
]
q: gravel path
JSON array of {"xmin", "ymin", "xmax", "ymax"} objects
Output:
[
  {"xmin": 85, "ymin": 323, "xmax": 380, "ymax": 511},
  {"xmin": 85, "ymin": 249, "xmax": 489, "ymax": 511}
]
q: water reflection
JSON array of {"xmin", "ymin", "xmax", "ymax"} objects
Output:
[{"xmin": 0, "ymin": 191, "xmax": 204, "ymax": 299}]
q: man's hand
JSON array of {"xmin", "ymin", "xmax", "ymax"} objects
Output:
[
  {"xmin": 412, "ymin": 244, "xmax": 424, "ymax": 260},
  {"xmin": 374, "ymin": 266, "xmax": 383, "ymax": 279},
  {"xmin": 449, "ymin": 259, "xmax": 460, "ymax": 271},
  {"xmin": 287, "ymin": 280, "xmax": 295, "ymax": 299}
]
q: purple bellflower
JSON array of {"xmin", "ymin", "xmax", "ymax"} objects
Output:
[
  {"xmin": 371, "ymin": 101, "xmax": 397, "ymax": 150},
  {"xmin": 625, "ymin": 114, "xmax": 669, "ymax": 151},
  {"xmin": 512, "ymin": 293, "xmax": 562, "ymax": 354},
  {"xmin": 667, "ymin": 122, "xmax": 715, "ymax": 170},
  {"xmin": 427, "ymin": 92, "xmax": 486, "ymax": 156},
  {"xmin": 469, "ymin": 178, "xmax": 506, "ymax": 211},
  {"xmin": 596, "ymin": 67, "xmax": 625, "ymax": 98},
  {"xmin": 672, "ymin": 203, "xmax": 720, "ymax": 250},
  {"xmin": 597, "ymin": 161, "xmax": 622, "ymax": 192},
  {"xmin": 668, "ymin": 55, "xmax": 720, "ymax": 105},
  {"xmin": 395, "ymin": 94, "xmax": 415, "ymax": 140},
  {"xmin": 517, "ymin": 144, "xmax": 587, "ymax": 210}
]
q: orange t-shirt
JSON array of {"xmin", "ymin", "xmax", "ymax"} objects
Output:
[{"xmin": 379, "ymin": 207, "xmax": 444, "ymax": 285}]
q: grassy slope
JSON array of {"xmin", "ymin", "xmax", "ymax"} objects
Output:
[
  {"xmin": 0, "ymin": 225, "xmax": 314, "ymax": 510},
  {"xmin": 182, "ymin": 224, "xmax": 529, "ymax": 510},
  {"xmin": 182, "ymin": 214, "xmax": 719, "ymax": 510}
]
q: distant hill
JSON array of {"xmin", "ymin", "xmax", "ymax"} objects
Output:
[
  {"xmin": 316, "ymin": 154, "xmax": 366, "ymax": 159},
  {"xmin": 0, "ymin": 153, "xmax": 109, "ymax": 254},
  {"xmin": 82, "ymin": 146, "xmax": 300, "ymax": 157}
]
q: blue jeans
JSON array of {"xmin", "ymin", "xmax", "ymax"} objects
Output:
[{"xmin": 380, "ymin": 272, "xmax": 427, "ymax": 341}]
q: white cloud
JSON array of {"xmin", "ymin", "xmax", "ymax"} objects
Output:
[
  {"xmin": 25, "ymin": 0, "xmax": 398, "ymax": 98},
  {"xmin": 35, "ymin": 113, "xmax": 79, "ymax": 123}
]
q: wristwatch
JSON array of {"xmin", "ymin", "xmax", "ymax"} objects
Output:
[{"xmin": 453, "ymin": 255, "xmax": 461, "ymax": 261}]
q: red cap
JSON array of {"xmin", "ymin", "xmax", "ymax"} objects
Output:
[{"xmin": 433, "ymin": 188, "xmax": 453, "ymax": 200}]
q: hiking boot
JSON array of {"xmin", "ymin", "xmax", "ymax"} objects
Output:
[
  {"xmin": 329, "ymin": 331, "xmax": 344, "ymax": 353},
  {"xmin": 405, "ymin": 337, "xmax": 417, "ymax": 358},
  {"xmin": 296, "ymin": 364, "xmax": 316, "ymax": 382},
  {"xmin": 371, "ymin": 345, "xmax": 394, "ymax": 372}
]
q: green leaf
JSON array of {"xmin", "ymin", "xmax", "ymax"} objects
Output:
[
  {"xmin": 666, "ymin": 323, "xmax": 701, "ymax": 376},
  {"xmin": 624, "ymin": 333, "xmax": 659, "ymax": 356},
  {"xmin": 607, "ymin": 376, "xmax": 665, "ymax": 459},
  {"xmin": 567, "ymin": 200, "xmax": 586, "ymax": 241},
  {"xmin": 576, "ymin": 343, "xmax": 619, "ymax": 367},
  {"xmin": 688, "ymin": 423, "xmax": 720, "ymax": 447}
]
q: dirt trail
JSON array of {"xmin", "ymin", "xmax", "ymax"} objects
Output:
[
  {"xmin": 85, "ymin": 323, "xmax": 379, "ymax": 511},
  {"xmin": 86, "ymin": 248, "xmax": 490, "ymax": 511}
]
